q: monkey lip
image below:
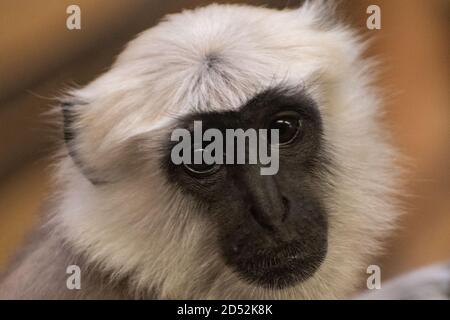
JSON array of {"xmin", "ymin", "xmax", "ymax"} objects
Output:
[
  {"xmin": 222, "ymin": 208, "xmax": 328, "ymax": 289},
  {"xmin": 250, "ymin": 253, "xmax": 322, "ymax": 289},
  {"xmin": 227, "ymin": 243, "xmax": 327, "ymax": 289}
]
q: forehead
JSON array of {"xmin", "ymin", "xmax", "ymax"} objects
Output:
[
  {"xmin": 107, "ymin": 6, "xmax": 332, "ymax": 115},
  {"xmin": 73, "ymin": 5, "xmax": 346, "ymax": 142}
]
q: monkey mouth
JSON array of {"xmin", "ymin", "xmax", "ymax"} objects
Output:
[{"xmin": 224, "ymin": 240, "xmax": 328, "ymax": 289}]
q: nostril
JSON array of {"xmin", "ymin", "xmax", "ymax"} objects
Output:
[
  {"xmin": 281, "ymin": 196, "xmax": 290, "ymax": 222},
  {"xmin": 249, "ymin": 206, "xmax": 275, "ymax": 232}
]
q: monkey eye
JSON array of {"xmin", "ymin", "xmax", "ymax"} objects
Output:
[
  {"xmin": 183, "ymin": 148, "xmax": 221, "ymax": 175},
  {"xmin": 268, "ymin": 111, "xmax": 303, "ymax": 145}
]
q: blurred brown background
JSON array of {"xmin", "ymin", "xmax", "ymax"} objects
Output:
[{"xmin": 0, "ymin": 0, "xmax": 449, "ymax": 282}]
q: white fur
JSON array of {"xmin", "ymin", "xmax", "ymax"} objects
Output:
[{"xmin": 52, "ymin": 2, "xmax": 400, "ymax": 299}]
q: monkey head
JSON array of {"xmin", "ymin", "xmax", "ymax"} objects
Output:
[{"xmin": 56, "ymin": 3, "xmax": 400, "ymax": 299}]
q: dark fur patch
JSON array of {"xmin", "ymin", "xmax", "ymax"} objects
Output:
[{"xmin": 162, "ymin": 86, "xmax": 331, "ymax": 289}]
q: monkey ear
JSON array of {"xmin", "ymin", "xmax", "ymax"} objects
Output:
[
  {"xmin": 61, "ymin": 100, "xmax": 107, "ymax": 185},
  {"xmin": 61, "ymin": 100, "xmax": 168, "ymax": 185}
]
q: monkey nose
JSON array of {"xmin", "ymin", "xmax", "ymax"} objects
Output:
[
  {"xmin": 249, "ymin": 195, "xmax": 290, "ymax": 232},
  {"xmin": 238, "ymin": 167, "xmax": 290, "ymax": 231}
]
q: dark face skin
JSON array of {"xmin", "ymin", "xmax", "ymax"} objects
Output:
[{"xmin": 164, "ymin": 87, "xmax": 329, "ymax": 289}]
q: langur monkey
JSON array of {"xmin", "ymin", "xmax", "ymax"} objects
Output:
[{"xmin": 0, "ymin": 2, "xmax": 401, "ymax": 299}]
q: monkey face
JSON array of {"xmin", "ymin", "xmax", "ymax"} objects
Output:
[
  {"xmin": 164, "ymin": 87, "xmax": 329, "ymax": 289},
  {"xmin": 57, "ymin": 3, "xmax": 400, "ymax": 299}
]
